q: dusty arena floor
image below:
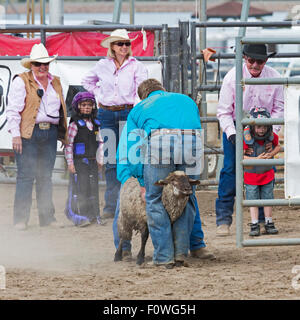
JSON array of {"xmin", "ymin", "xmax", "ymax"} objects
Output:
[{"xmin": 0, "ymin": 183, "xmax": 300, "ymax": 300}]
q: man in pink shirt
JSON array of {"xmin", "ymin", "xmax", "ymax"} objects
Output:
[{"xmin": 215, "ymin": 44, "xmax": 284, "ymax": 236}]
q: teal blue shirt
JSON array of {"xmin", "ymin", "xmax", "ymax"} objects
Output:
[{"xmin": 117, "ymin": 90, "xmax": 202, "ymax": 186}]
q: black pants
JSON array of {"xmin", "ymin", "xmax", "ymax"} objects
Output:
[{"xmin": 67, "ymin": 158, "xmax": 100, "ymax": 221}]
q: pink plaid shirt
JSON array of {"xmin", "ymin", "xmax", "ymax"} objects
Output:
[
  {"xmin": 217, "ymin": 64, "xmax": 284, "ymax": 138},
  {"xmin": 64, "ymin": 120, "xmax": 104, "ymax": 166}
]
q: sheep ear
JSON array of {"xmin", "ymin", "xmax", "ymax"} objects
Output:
[
  {"xmin": 189, "ymin": 178, "xmax": 201, "ymax": 185},
  {"xmin": 154, "ymin": 179, "xmax": 167, "ymax": 186}
]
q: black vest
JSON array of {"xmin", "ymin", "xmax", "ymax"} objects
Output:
[{"xmin": 72, "ymin": 115, "xmax": 100, "ymax": 160}]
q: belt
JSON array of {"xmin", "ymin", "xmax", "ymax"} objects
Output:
[
  {"xmin": 98, "ymin": 103, "xmax": 134, "ymax": 112},
  {"xmin": 35, "ymin": 122, "xmax": 57, "ymax": 130},
  {"xmin": 151, "ymin": 129, "xmax": 200, "ymax": 137}
]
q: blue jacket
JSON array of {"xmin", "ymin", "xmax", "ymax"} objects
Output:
[{"xmin": 117, "ymin": 90, "xmax": 202, "ymax": 186}]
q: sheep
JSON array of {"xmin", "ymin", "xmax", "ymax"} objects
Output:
[{"xmin": 114, "ymin": 170, "xmax": 200, "ymax": 265}]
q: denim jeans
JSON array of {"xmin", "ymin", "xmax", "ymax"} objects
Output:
[
  {"xmin": 216, "ymin": 132, "xmax": 265, "ymax": 226},
  {"xmin": 144, "ymin": 133, "xmax": 202, "ymax": 264},
  {"xmin": 245, "ymin": 180, "xmax": 274, "ymax": 200},
  {"xmin": 190, "ymin": 196, "xmax": 206, "ymax": 250},
  {"xmin": 97, "ymin": 108, "xmax": 131, "ymax": 215},
  {"xmin": 14, "ymin": 124, "xmax": 58, "ymax": 226}
]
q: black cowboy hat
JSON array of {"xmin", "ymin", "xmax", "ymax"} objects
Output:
[{"xmin": 243, "ymin": 44, "xmax": 276, "ymax": 60}]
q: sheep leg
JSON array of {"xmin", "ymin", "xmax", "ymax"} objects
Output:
[
  {"xmin": 114, "ymin": 239, "xmax": 123, "ymax": 262},
  {"xmin": 136, "ymin": 227, "xmax": 149, "ymax": 265}
]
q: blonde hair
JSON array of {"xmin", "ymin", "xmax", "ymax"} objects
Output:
[{"xmin": 107, "ymin": 42, "xmax": 133, "ymax": 59}]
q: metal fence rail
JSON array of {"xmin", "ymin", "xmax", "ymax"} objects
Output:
[{"xmin": 235, "ymin": 35, "xmax": 300, "ymax": 248}]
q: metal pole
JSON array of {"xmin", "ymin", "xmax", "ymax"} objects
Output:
[
  {"xmin": 129, "ymin": 0, "xmax": 135, "ymax": 25},
  {"xmin": 179, "ymin": 21, "xmax": 189, "ymax": 95},
  {"xmin": 31, "ymin": 0, "xmax": 35, "ymax": 38},
  {"xmin": 243, "ymin": 37, "xmax": 300, "ymax": 44},
  {"xmin": 26, "ymin": 0, "xmax": 30, "ymax": 38},
  {"xmin": 190, "ymin": 22, "xmax": 197, "ymax": 101},
  {"xmin": 235, "ymin": 36, "xmax": 244, "ymax": 248},
  {"xmin": 199, "ymin": 0, "xmax": 208, "ymax": 181},
  {"xmin": 243, "ymin": 239, "xmax": 300, "ymax": 247},
  {"xmin": 49, "ymin": 0, "xmax": 64, "ymax": 25},
  {"xmin": 244, "ymin": 77, "xmax": 300, "ymax": 85},
  {"xmin": 168, "ymin": 27, "xmax": 180, "ymax": 93},
  {"xmin": 112, "ymin": 0, "xmax": 122, "ymax": 23},
  {"xmin": 238, "ymin": 0, "xmax": 250, "ymax": 37},
  {"xmin": 161, "ymin": 24, "xmax": 169, "ymax": 91},
  {"xmin": 40, "ymin": 0, "xmax": 46, "ymax": 45}
]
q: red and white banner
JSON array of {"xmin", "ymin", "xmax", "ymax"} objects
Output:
[{"xmin": 0, "ymin": 31, "xmax": 155, "ymax": 57}]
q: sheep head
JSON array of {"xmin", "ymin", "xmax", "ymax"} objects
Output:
[{"xmin": 154, "ymin": 170, "xmax": 200, "ymax": 198}]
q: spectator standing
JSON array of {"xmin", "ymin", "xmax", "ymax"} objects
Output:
[
  {"xmin": 82, "ymin": 29, "xmax": 148, "ymax": 219},
  {"xmin": 6, "ymin": 43, "xmax": 68, "ymax": 230},
  {"xmin": 216, "ymin": 44, "xmax": 284, "ymax": 236}
]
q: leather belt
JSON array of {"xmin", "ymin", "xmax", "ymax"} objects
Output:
[
  {"xmin": 98, "ymin": 103, "xmax": 134, "ymax": 112},
  {"xmin": 151, "ymin": 129, "xmax": 200, "ymax": 137}
]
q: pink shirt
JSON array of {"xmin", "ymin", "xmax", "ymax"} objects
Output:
[
  {"xmin": 6, "ymin": 72, "xmax": 61, "ymax": 138},
  {"xmin": 81, "ymin": 56, "xmax": 148, "ymax": 106},
  {"xmin": 217, "ymin": 64, "xmax": 284, "ymax": 138}
]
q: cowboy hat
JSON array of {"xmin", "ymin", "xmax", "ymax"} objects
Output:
[
  {"xmin": 243, "ymin": 44, "xmax": 276, "ymax": 60},
  {"xmin": 21, "ymin": 43, "xmax": 58, "ymax": 69},
  {"xmin": 101, "ymin": 29, "xmax": 138, "ymax": 48}
]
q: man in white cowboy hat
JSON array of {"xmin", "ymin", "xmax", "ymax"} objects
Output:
[
  {"xmin": 82, "ymin": 28, "xmax": 148, "ymax": 221},
  {"xmin": 6, "ymin": 43, "xmax": 68, "ymax": 230},
  {"xmin": 215, "ymin": 43, "xmax": 284, "ymax": 236}
]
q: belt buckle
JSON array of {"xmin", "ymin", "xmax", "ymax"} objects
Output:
[{"xmin": 39, "ymin": 122, "xmax": 50, "ymax": 130}]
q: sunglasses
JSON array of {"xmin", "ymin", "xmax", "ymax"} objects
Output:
[
  {"xmin": 113, "ymin": 41, "xmax": 131, "ymax": 47},
  {"xmin": 246, "ymin": 57, "xmax": 266, "ymax": 65},
  {"xmin": 32, "ymin": 62, "xmax": 50, "ymax": 67}
]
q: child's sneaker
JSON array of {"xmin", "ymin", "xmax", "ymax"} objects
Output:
[
  {"xmin": 264, "ymin": 222, "xmax": 278, "ymax": 234},
  {"xmin": 96, "ymin": 216, "xmax": 107, "ymax": 226},
  {"xmin": 249, "ymin": 223, "xmax": 260, "ymax": 236}
]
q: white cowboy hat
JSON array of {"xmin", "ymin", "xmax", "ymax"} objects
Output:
[
  {"xmin": 101, "ymin": 29, "xmax": 138, "ymax": 48},
  {"xmin": 21, "ymin": 43, "xmax": 58, "ymax": 69}
]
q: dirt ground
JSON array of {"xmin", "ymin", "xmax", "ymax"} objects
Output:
[{"xmin": 1, "ymin": 183, "xmax": 300, "ymax": 300}]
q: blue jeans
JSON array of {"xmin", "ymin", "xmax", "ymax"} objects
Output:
[
  {"xmin": 190, "ymin": 197, "xmax": 206, "ymax": 250},
  {"xmin": 14, "ymin": 124, "xmax": 58, "ymax": 226},
  {"xmin": 144, "ymin": 133, "xmax": 201, "ymax": 264},
  {"xmin": 216, "ymin": 132, "xmax": 265, "ymax": 226},
  {"xmin": 245, "ymin": 180, "xmax": 274, "ymax": 200},
  {"xmin": 97, "ymin": 108, "xmax": 131, "ymax": 215}
]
